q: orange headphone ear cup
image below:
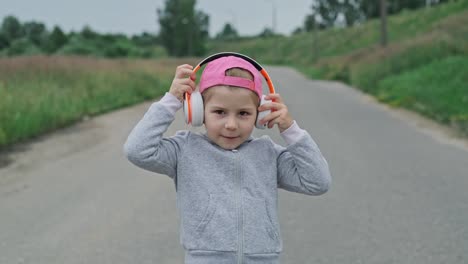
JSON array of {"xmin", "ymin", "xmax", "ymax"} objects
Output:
[
  {"xmin": 256, "ymin": 95, "xmax": 271, "ymax": 129},
  {"xmin": 184, "ymin": 91, "xmax": 204, "ymax": 126}
]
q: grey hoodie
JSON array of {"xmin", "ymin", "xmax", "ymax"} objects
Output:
[{"xmin": 124, "ymin": 93, "xmax": 331, "ymax": 264}]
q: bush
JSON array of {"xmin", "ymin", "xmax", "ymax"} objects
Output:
[
  {"xmin": 6, "ymin": 38, "xmax": 42, "ymax": 56},
  {"xmin": 57, "ymin": 35, "xmax": 101, "ymax": 56}
]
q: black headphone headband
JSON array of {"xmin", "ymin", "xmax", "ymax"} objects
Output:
[{"xmin": 196, "ymin": 52, "xmax": 264, "ymax": 71}]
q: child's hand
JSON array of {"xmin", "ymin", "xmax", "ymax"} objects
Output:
[
  {"xmin": 169, "ymin": 64, "xmax": 196, "ymax": 102},
  {"xmin": 258, "ymin": 93, "xmax": 294, "ymax": 133}
]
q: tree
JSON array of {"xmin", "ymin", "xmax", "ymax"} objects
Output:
[
  {"xmin": 1, "ymin": 16, "xmax": 24, "ymax": 42},
  {"xmin": 359, "ymin": 0, "xmax": 436, "ymax": 19},
  {"xmin": 380, "ymin": 0, "xmax": 388, "ymax": 47},
  {"xmin": 291, "ymin": 27, "xmax": 304, "ymax": 35},
  {"xmin": 390, "ymin": 0, "xmax": 426, "ymax": 11},
  {"xmin": 308, "ymin": 0, "xmax": 363, "ymax": 29},
  {"xmin": 306, "ymin": 0, "xmax": 440, "ymax": 30},
  {"xmin": 131, "ymin": 32, "xmax": 159, "ymax": 47},
  {"xmin": 195, "ymin": 10, "xmax": 209, "ymax": 54},
  {"xmin": 257, "ymin": 27, "xmax": 275, "ymax": 38},
  {"xmin": 216, "ymin": 23, "xmax": 238, "ymax": 40},
  {"xmin": 80, "ymin": 25, "xmax": 99, "ymax": 40},
  {"xmin": 45, "ymin": 26, "xmax": 68, "ymax": 53},
  {"xmin": 157, "ymin": 0, "xmax": 209, "ymax": 57},
  {"xmin": 341, "ymin": 0, "xmax": 365, "ymax": 26},
  {"xmin": 23, "ymin": 21, "xmax": 47, "ymax": 47},
  {"xmin": 0, "ymin": 32, "xmax": 9, "ymax": 50},
  {"xmin": 359, "ymin": 0, "xmax": 379, "ymax": 19},
  {"xmin": 303, "ymin": 13, "xmax": 322, "ymax": 32},
  {"xmin": 311, "ymin": 0, "xmax": 340, "ymax": 28}
]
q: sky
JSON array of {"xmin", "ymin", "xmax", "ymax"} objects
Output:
[{"xmin": 0, "ymin": 0, "xmax": 313, "ymax": 37}]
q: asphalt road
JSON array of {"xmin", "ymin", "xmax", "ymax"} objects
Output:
[{"xmin": 1, "ymin": 67, "xmax": 468, "ymax": 264}]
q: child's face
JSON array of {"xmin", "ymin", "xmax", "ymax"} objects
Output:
[{"xmin": 203, "ymin": 86, "xmax": 258, "ymax": 150}]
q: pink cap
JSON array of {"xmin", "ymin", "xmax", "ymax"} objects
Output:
[{"xmin": 199, "ymin": 56, "xmax": 262, "ymax": 99}]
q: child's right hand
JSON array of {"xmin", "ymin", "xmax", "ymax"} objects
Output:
[{"xmin": 169, "ymin": 64, "xmax": 196, "ymax": 102}]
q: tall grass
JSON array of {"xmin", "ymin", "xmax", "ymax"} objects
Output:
[
  {"xmin": 0, "ymin": 56, "xmax": 195, "ymax": 148},
  {"xmin": 377, "ymin": 56, "xmax": 468, "ymax": 134}
]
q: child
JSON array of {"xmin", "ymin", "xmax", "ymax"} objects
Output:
[{"xmin": 124, "ymin": 55, "xmax": 331, "ymax": 264}]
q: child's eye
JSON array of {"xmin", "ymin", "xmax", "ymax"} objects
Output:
[
  {"xmin": 239, "ymin": 111, "xmax": 252, "ymax": 116},
  {"xmin": 213, "ymin": 110, "xmax": 225, "ymax": 115}
]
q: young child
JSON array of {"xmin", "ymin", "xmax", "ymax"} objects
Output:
[{"xmin": 124, "ymin": 55, "xmax": 331, "ymax": 264}]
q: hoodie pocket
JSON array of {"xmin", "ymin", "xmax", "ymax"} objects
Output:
[
  {"xmin": 243, "ymin": 196, "xmax": 281, "ymax": 254},
  {"xmin": 185, "ymin": 194, "xmax": 237, "ymax": 251}
]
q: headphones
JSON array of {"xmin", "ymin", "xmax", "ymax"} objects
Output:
[{"xmin": 183, "ymin": 52, "xmax": 276, "ymax": 129}]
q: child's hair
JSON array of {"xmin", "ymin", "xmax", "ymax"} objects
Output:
[
  {"xmin": 201, "ymin": 67, "xmax": 259, "ymax": 105},
  {"xmin": 226, "ymin": 67, "xmax": 254, "ymax": 80}
]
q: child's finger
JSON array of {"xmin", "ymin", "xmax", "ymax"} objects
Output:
[
  {"xmin": 175, "ymin": 64, "xmax": 193, "ymax": 75},
  {"xmin": 174, "ymin": 85, "xmax": 194, "ymax": 98},
  {"xmin": 175, "ymin": 69, "xmax": 194, "ymax": 79},
  {"xmin": 268, "ymin": 121, "xmax": 276, "ymax": 129},
  {"xmin": 267, "ymin": 114, "xmax": 289, "ymax": 129},
  {"xmin": 266, "ymin": 115, "xmax": 281, "ymax": 129},
  {"xmin": 258, "ymin": 101, "xmax": 286, "ymax": 112},
  {"xmin": 265, "ymin": 93, "xmax": 284, "ymax": 103},
  {"xmin": 179, "ymin": 77, "xmax": 196, "ymax": 90},
  {"xmin": 177, "ymin": 64, "xmax": 193, "ymax": 70},
  {"xmin": 260, "ymin": 110, "xmax": 282, "ymax": 125},
  {"xmin": 182, "ymin": 85, "xmax": 194, "ymax": 94},
  {"xmin": 175, "ymin": 67, "xmax": 194, "ymax": 78}
]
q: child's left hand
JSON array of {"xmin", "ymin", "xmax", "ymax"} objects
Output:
[{"xmin": 258, "ymin": 93, "xmax": 294, "ymax": 133}]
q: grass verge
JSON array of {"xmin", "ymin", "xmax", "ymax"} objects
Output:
[
  {"xmin": 377, "ymin": 56, "xmax": 468, "ymax": 135},
  {"xmin": 0, "ymin": 55, "xmax": 196, "ymax": 148}
]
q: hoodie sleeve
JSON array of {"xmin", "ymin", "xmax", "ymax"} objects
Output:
[
  {"xmin": 275, "ymin": 124, "xmax": 331, "ymax": 196},
  {"xmin": 123, "ymin": 93, "xmax": 188, "ymax": 179}
]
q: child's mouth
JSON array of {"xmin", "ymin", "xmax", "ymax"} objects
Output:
[{"xmin": 222, "ymin": 136, "xmax": 238, "ymax": 140}]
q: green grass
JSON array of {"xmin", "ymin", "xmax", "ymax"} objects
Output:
[
  {"xmin": 0, "ymin": 56, "xmax": 195, "ymax": 148},
  {"xmin": 377, "ymin": 56, "xmax": 468, "ymax": 134},
  {"xmin": 349, "ymin": 33, "xmax": 465, "ymax": 91}
]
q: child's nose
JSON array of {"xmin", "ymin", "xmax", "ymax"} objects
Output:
[{"xmin": 224, "ymin": 116, "xmax": 237, "ymax": 130}]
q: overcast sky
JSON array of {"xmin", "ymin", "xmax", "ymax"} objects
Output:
[{"xmin": 0, "ymin": 0, "xmax": 313, "ymax": 37}]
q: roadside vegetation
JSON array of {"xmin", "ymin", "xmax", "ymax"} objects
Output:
[
  {"xmin": 0, "ymin": 56, "xmax": 197, "ymax": 147},
  {"xmin": 207, "ymin": 0, "xmax": 468, "ymax": 136},
  {"xmin": 0, "ymin": 0, "xmax": 466, "ymax": 149}
]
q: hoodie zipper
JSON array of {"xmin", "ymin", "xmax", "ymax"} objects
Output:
[{"xmin": 232, "ymin": 149, "xmax": 244, "ymax": 264}]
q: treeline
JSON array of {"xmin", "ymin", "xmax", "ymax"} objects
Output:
[
  {"xmin": 0, "ymin": 16, "xmax": 164, "ymax": 58},
  {"xmin": 0, "ymin": 0, "xmax": 453, "ymax": 58},
  {"xmin": 294, "ymin": 0, "xmax": 452, "ymax": 34}
]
